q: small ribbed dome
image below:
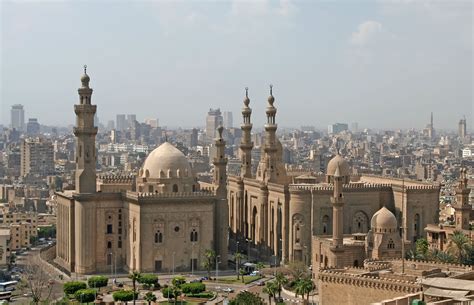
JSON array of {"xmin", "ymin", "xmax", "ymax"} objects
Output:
[
  {"xmin": 141, "ymin": 142, "xmax": 192, "ymax": 179},
  {"xmin": 327, "ymin": 154, "xmax": 350, "ymax": 177},
  {"xmin": 371, "ymin": 206, "xmax": 398, "ymax": 230},
  {"xmin": 81, "ymin": 65, "xmax": 90, "ymax": 87}
]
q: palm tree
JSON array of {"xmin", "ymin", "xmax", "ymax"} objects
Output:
[
  {"xmin": 235, "ymin": 253, "xmax": 243, "ymax": 280},
  {"xmin": 144, "ymin": 291, "xmax": 157, "ymax": 305},
  {"xmin": 203, "ymin": 249, "xmax": 216, "ymax": 279},
  {"xmin": 239, "ymin": 268, "xmax": 246, "ymax": 283},
  {"xmin": 274, "ymin": 272, "xmax": 288, "ymax": 300},
  {"xmin": 263, "ymin": 281, "xmax": 278, "ymax": 305},
  {"xmin": 449, "ymin": 230, "xmax": 469, "ymax": 263},
  {"xmin": 128, "ymin": 271, "xmax": 141, "ymax": 305},
  {"xmin": 295, "ymin": 277, "xmax": 315, "ymax": 302}
]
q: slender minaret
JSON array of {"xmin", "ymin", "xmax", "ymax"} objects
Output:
[
  {"xmin": 74, "ymin": 65, "xmax": 98, "ymax": 194},
  {"xmin": 257, "ymin": 85, "xmax": 279, "ymax": 183},
  {"xmin": 331, "ymin": 163, "xmax": 344, "ymax": 249},
  {"xmin": 454, "ymin": 168, "xmax": 471, "ymax": 230},
  {"xmin": 240, "ymin": 87, "xmax": 253, "ymax": 178},
  {"xmin": 213, "ymin": 126, "xmax": 229, "ymax": 267}
]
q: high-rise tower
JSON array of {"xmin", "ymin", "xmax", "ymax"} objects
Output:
[
  {"xmin": 74, "ymin": 65, "xmax": 98, "ymax": 194},
  {"xmin": 454, "ymin": 168, "xmax": 471, "ymax": 230},
  {"xmin": 213, "ymin": 126, "xmax": 229, "ymax": 267},
  {"xmin": 240, "ymin": 88, "xmax": 253, "ymax": 178},
  {"xmin": 459, "ymin": 117, "xmax": 467, "ymax": 139}
]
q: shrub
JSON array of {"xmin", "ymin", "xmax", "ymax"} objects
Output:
[
  {"xmin": 112, "ymin": 290, "xmax": 138, "ymax": 302},
  {"xmin": 181, "ymin": 282, "xmax": 206, "ymax": 294},
  {"xmin": 87, "ymin": 276, "xmax": 108, "ymax": 289},
  {"xmin": 172, "ymin": 275, "xmax": 186, "ymax": 287},
  {"xmin": 74, "ymin": 288, "xmax": 96, "ymax": 303},
  {"xmin": 63, "ymin": 281, "xmax": 87, "ymax": 296},
  {"xmin": 138, "ymin": 273, "xmax": 159, "ymax": 288},
  {"xmin": 186, "ymin": 292, "xmax": 214, "ymax": 299},
  {"xmin": 162, "ymin": 287, "xmax": 181, "ymax": 299}
]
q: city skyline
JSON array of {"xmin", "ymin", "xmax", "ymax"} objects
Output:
[{"xmin": 1, "ymin": 1, "xmax": 472, "ymax": 129}]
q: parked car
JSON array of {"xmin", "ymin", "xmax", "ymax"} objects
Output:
[
  {"xmin": 256, "ymin": 281, "xmax": 265, "ymax": 286},
  {"xmin": 250, "ymin": 271, "xmax": 260, "ymax": 276},
  {"xmin": 222, "ymin": 287, "xmax": 234, "ymax": 293},
  {"xmin": 200, "ymin": 276, "xmax": 209, "ymax": 281}
]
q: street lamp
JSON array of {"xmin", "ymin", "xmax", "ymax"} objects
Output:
[
  {"xmin": 236, "ymin": 241, "xmax": 240, "ymax": 277},
  {"xmin": 191, "ymin": 242, "xmax": 195, "ymax": 276},
  {"xmin": 215, "ymin": 255, "xmax": 221, "ymax": 281},
  {"xmin": 246, "ymin": 238, "xmax": 252, "ymax": 262},
  {"xmin": 172, "ymin": 251, "xmax": 176, "ymax": 276}
]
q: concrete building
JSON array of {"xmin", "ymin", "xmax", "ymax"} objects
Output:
[
  {"xmin": 55, "ymin": 69, "xmax": 228, "ymax": 275},
  {"xmin": 26, "ymin": 118, "xmax": 40, "ymax": 136},
  {"xmin": 0, "ymin": 229, "xmax": 10, "ymax": 266},
  {"xmin": 116, "ymin": 114, "xmax": 127, "ymax": 131},
  {"xmin": 206, "ymin": 108, "xmax": 223, "ymax": 142},
  {"xmin": 10, "ymin": 104, "xmax": 25, "ymax": 132},
  {"xmin": 328, "ymin": 123, "xmax": 349, "ymax": 134},
  {"xmin": 459, "ymin": 117, "xmax": 467, "ymax": 139},
  {"xmin": 223, "ymin": 111, "xmax": 233, "ymax": 129},
  {"xmin": 20, "ymin": 137, "xmax": 55, "ymax": 177}
]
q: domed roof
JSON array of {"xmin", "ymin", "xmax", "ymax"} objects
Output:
[
  {"xmin": 371, "ymin": 206, "xmax": 398, "ymax": 230},
  {"xmin": 81, "ymin": 65, "xmax": 90, "ymax": 88},
  {"xmin": 141, "ymin": 142, "xmax": 192, "ymax": 179},
  {"xmin": 326, "ymin": 154, "xmax": 350, "ymax": 177}
]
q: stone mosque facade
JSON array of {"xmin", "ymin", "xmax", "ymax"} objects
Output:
[
  {"xmin": 55, "ymin": 68, "xmax": 441, "ymax": 276},
  {"xmin": 55, "ymin": 69, "xmax": 228, "ymax": 274},
  {"xmin": 227, "ymin": 89, "xmax": 441, "ymax": 271}
]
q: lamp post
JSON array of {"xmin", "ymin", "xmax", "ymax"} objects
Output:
[
  {"xmin": 109, "ymin": 252, "xmax": 113, "ymax": 279},
  {"xmin": 172, "ymin": 251, "xmax": 176, "ymax": 276},
  {"xmin": 236, "ymin": 241, "xmax": 240, "ymax": 276},
  {"xmin": 246, "ymin": 238, "xmax": 252, "ymax": 262},
  {"xmin": 191, "ymin": 242, "xmax": 195, "ymax": 276},
  {"xmin": 215, "ymin": 255, "xmax": 221, "ymax": 281}
]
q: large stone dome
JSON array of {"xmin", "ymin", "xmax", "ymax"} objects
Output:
[
  {"xmin": 371, "ymin": 206, "xmax": 398, "ymax": 231},
  {"xmin": 141, "ymin": 142, "xmax": 192, "ymax": 179},
  {"xmin": 326, "ymin": 154, "xmax": 350, "ymax": 177}
]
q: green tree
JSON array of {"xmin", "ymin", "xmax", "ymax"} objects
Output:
[
  {"xmin": 449, "ymin": 230, "xmax": 470, "ymax": 263},
  {"xmin": 229, "ymin": 291, "xmax": 264, "ymax": 305},
  {"xmin": 138, "ymin": 274, "xmax": 158, "ymax": 290},
  {"xmin": 235, "ymin": 253, "xmax": 243, "ymax": 280},
  {"xmin": 181, "ymin": 282, "xmax": 206, "ymax": 294},
  {"xmin": 162, "ymin": 286, "xmax": 181, "ymax": 303},
  {"xmin": 288, "ymin": 261, "xmax": 308, "ymax": 281},
  {"xmin": 128, "ymin": 271, "xmax": 141, "ymax": 305},
  {"xmin": 262, "ymin": 281, "xmax": 278, "ymax": 305},
  {"xmin": 63, "ymin": 281, "xmax": 87, "ymax": 296},
  {"xmin": 295, "ymin": 277, "xmax": 315, "ymax": 302},
  {"xmin": 274, "ymin": 272, "xmax": 288, "ymax": 299},
  {"xmin": 202, "ymin": 249, "xmax": 216, "ymax": 279},
  {"xmin": 74, "ymin": 288, "xmax": 96, "ymax": 304},
  {"xmin": 239, "ymin": 268, "xmax": 246, "ymax": 283},
  {"xmin": 144, "ymin": 291, "xmax": 157, "ymax": 305},
  {"xmin": 87, "ymin": 276, "xmax": 108, "ymax": 291},
  {"xmin": 415, "ymin": 238, "xmax": 429, "ymax": 259},
  {"xmin": 113, "ymin": 290, "xmax": 138, "ymax": 303},
  {"xmin": 255, "ymin": 262, "xmax": 265, "ymax": 271}
]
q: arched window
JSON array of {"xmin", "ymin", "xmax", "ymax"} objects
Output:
[
  {"xmin": 387, "ymin": 238, "xmax": 395, "ymax": 249},
  {"xmin": 190, "ymin": 229, "xmax": 198, "ymax": 242},
  {"xmin": 148, "ymin": 185, "xmax": 153, "ymax": 193},
  {"xmin": 107, "ymin": 241, "xmax": 112, "ymax": 249},
  {"xmin": 322, "ymin": 215, "xmax": 330, "ymax": 234},
  {"xmin": 155, "ymin": 231, "xmax": 163, "ymax": 243},
  {"xmin": 172, "ymin": 184, "xmax": 178, "ymax": 193},
  {"xmin": 352, "ymin": 211, "xmax": 369, "ymax": 233}
]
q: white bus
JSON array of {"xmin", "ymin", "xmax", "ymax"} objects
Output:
[{"xmin": 0, "ymin": 281, "xmax": 17, "ymax": 292}]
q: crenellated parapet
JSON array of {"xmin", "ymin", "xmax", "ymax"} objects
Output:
[
  {"xmin": 387, "ymin": 257, "xmax": 473, "ymax": 271},
  {"xmin": 98, "ymin": 174, "xmax": 135, "ymax": 184},
  {"xmin": 126, "ymin": 190, "xmax": 215, "ymax": 201},
  {"xmin": 318, "ymin": 269, "xmax": 420, "ymax": 293},
  {"xmin": 289, "ymin": 183, "xmax": 393, "ymax": 193},
  {"xmin": 363, "ymin": 260, "xmax": 392, "ymax": 271}
]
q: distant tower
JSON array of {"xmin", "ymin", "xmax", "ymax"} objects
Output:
[
  {"xmin": 331, "ymin": 161, "xmax": 345, "ymax": 249},
  {"xmin": 428, "ymin": 112, "xmax": 434, "ymax": 140},
  {"xmin": 213, "ymin": 126, "xmax": 228, "ymax": 267},
  {"xmin": 454, "ymin": 168, "xmax": 471, "ymax": 230},
  {"xmin": 459, "ymin": 117, "xmax": 467, "ymax": 139},
  {"xmin": 74, "ymin": 65, "xmax": 98, "ymax": 194},
  {"xmin": 10, "ymin": 104, "xmax": 25, "ymax": 132},
  {"xmin": 240, "ymin": 88, "xmax": 253, "ymax": 178}
]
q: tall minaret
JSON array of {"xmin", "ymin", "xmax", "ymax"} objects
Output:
[
  {"xmin": 213, "ymin": 126, "xmax": 229, "ymax": 267},
  {"xmin": 256, "ymin": 85, "xmax": 280, "ymax": 183},
  {"xmin": 240, "ymin": 88, "xmax": 253, "ymax": 178},
  {"xmin": 74, "ymin": 65, "xmax": 98, "ymax": 194},
  {"xmin": 331, "ymin": 163, "xmax": 344, "ymax": 249},
  {"xmin": 454, "ymin": 168, "xmax": 471, "ymax": 230}
]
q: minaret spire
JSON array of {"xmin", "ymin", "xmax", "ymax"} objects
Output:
[
  {"xmin": 74, "ymin": 66, "xmax": 97, "ymax": 193},
  {"xmin": 240, "ymin": 87, "xmax": 253, "ymax": 178},
  {"xmin": 331, "ymin": 164, "xmax": 345, "ymax": 249},
  {"xmin": 454, "ymin": 168, "xmax": 471, "ymax": 230}
]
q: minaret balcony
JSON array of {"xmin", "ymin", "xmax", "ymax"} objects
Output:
[
  {"xmin": 74, "ymin": 104, "xmax": 97, "ymax": 114},
  {"xmin": 73, "ymin": 126, "xmax": 98, "ymax": 136}
]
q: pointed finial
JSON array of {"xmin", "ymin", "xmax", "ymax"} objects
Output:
[
  {"xmin": 245, "ymin": 87, "xmax": 248, "ymax": 98},
  {"xmin": 243, "ymin": 87, "xmax": 250, "ymax": 106},
  {"xmin": 268, "ymin": 84, "xmax": 275, "ymax": 105},
  {"xmin": 84, "ymin": 65, "xmax": 87, "ymax": 74},
  {"xmin": 269, "ymin": 84, "xmax": 273, "ymax": 96}
]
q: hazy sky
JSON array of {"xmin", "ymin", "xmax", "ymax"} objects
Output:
[{"xmin": 1, "ymin": 0, "xmax": 472, "ymax": 130}]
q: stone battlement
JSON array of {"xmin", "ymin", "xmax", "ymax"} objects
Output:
[
  {"xmin": 289, "ymin": 183, "xmax": 393, "ymax": 192},
  {"xmin": 318, "ymin": 268, "xmax": 420, "ymax": 293},
  {"xmin": 98, "ymin": 174, "xmax": 135, "ymax": 184},
  {"xmin": 126, "ymin": 190, "xmax": 215, "ymax": 200},
  {"xmin": 387, "ymin": 257, "xmax": 473, "ymax": 271}
]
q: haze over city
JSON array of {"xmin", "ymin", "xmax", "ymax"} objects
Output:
[{"xmin": 1, "ymin": 0, "xmax": 472, "ymax": 130}]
